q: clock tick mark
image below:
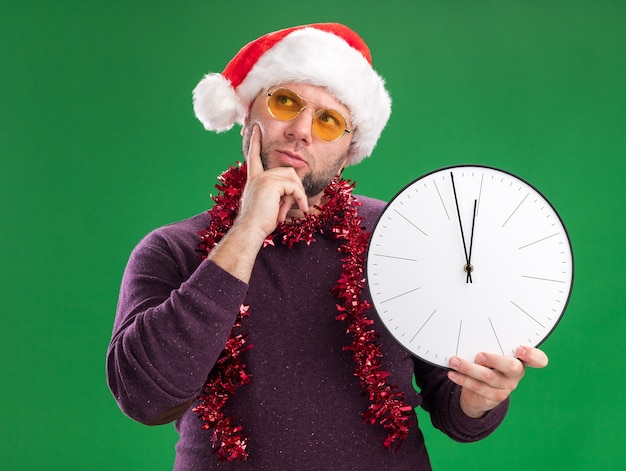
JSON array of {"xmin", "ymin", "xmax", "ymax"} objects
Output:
[
  {"xmin": 521, "ymin": 275, "xmax": 566, "ymax": 283},
  {"xmin": 488, "ymin": 317, "xmax": 505, "ymax": 355},
  {"xmin": 393, "ymin": 209, "xmax": 428, "ymax": 236},
  {"xmin": 410, "ymin": 309, "xmax": 437, "ymax": 343},
  {"xmin": 455, "ymin": 320, "xmax": 462, "ymax": 357},
  {"xmin": 518, "ymin": 233, "xmax": 560, "ymax": 249},
  {"xmin": 380, "ymin": 286, "xmax": 421, "ymax": 304},
  {"xmin": 502, "ymin": 193, "xmax": 529, "ymax": 228},
  {"xmin": 478, "ymin": 174, "xmax": 485, "ymax": 213},
  {"xmin": 433, "ymin": 180, "xmax": 450, "ymax": 220},
  {"xmin": 510, "ymin": 301, "xmax": 545, "ymax": 328},
  {"xmin": 373, "ymin": 253, "xmax": 418, "ymax": 262}
]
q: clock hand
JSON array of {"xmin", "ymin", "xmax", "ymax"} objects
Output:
[
  {"xmin": 450, "ymin": 173, "xmax": 473, "ymax": 283},
  {"xmin": 466, "ymin": 199, "xmax": 477, "ymax": 283}
]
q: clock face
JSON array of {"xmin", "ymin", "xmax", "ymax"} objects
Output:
[{"xmin": 366, "ymin": 165, "xmax": 573, "ymax": 368}]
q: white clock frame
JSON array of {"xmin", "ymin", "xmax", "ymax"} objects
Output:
[{"xmin": 366, "ymin": 165, "xmax": 574, "ymax": 367}]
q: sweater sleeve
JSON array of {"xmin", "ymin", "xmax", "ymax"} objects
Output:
[
  {"xmin": 413, "ymin": 357, "xmax": 509, "ymax": 442},
  {"xmin": 106, "ymin": 225, "xmax": 248, "ymax": 425}
]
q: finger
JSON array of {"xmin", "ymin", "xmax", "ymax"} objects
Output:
[
  {"xmin": 473, "ymin": 352, "xmax": 526, "ymax": 380},
  {"xmin": 271, "ymin": 167, "xmax": 309, "ymax": 215},
  {"xmin": 277, "ymin": 183, "xmax": 309, "ymax": 218},
  {"xmin": 516, "ymin": 346, "xmax": 549, "ymax": 369},
  {"xmin": 449, "ymin": 356, "xmax": 504, "ymax": 387},
  {"xmin": 246, "ymin": 125, "xmax": 264, "ymax": 178},
  {"xmin": 448, "ymin": 356, "xmax": 516, "ymax": 404},
  {"xmin": 447, "ymin": 368, "xmax": 505, "ymax": 398},
  {"xmin": 293, "ymin": 188, "xmax": 309, "ymax": 215},
  {"xmin": 277, "ymin": 195, "xmax": 295, "ymax": 223}
]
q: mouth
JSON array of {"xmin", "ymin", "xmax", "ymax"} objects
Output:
[{"xmin": 275, "ymin": 149, "xmax": 308, "ymax": 169}]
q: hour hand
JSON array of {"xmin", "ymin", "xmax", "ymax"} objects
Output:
[{"xmin": 465, "ymin": 199, "xmax": 477, "ymax": 283}]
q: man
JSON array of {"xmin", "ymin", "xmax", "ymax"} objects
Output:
[{"xmin": 107, "ymin": 23, "xmax": 548, "ymax": 470}]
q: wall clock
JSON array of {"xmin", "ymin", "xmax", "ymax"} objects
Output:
[{"xmin": 366, "ymin": 165, "xmax": 573, "ymax": 367}]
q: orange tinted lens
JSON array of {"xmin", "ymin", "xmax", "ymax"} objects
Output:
[
  {"xmin": 313, "ymin": 109, "xmax": 347, "ymax": 141},
  {"xmin": 267, "ymin": 89, "xmax": 303, "ymax": 120}
]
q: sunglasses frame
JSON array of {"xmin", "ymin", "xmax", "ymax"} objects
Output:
[{"xmin": 266, "ymin": 88, "xmax": 352, "ymax": 142}]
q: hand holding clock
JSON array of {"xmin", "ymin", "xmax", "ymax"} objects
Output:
[{"xmin": 447, "ymin": 346, "xmax": 549, "ymax": 418}]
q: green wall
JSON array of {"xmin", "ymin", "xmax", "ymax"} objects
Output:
[{"xmin": 2, "ymin": 1, "xmax": 624, "ymax": 469}]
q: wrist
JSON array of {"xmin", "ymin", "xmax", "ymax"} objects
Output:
[
  {"xmin": 207, "ymin": 223, "xmax": 267, "ymax": 283},
  {"xmin": 459, "ymin": 390, "xmax": 488, "ymax": 419},
  {"xmin": 228, "ymin": 220, "xmax": 269, "ymax": 248}
]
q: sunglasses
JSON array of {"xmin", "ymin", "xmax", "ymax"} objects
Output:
[{"xmin": 266, "ymin": 88, "xmax": 352, "ymax": 142}]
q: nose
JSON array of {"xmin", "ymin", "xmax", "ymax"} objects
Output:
[{"xmin": 284, "ymin": 108, "xmax": 313, "ymax": 144}]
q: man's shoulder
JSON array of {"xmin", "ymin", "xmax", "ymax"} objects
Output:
[
  {"xmin": 157, "ymin": 211, "xmax": 210, "ymax": 233},
  {"xmin": 139, "ymin": 211, "xmax": 210, "ymax": 252},
  {"xmin": 354, "ymin": 194, "xmax": 386, "ymax": 206},
  {"xmin": 354, "ymin": 194, "xmax": 387, "ymax": 220}
]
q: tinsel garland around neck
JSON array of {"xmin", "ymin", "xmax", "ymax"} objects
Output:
[{"xmin": 193, "ymin": 162, "xmax": 414, "ymax": 462}]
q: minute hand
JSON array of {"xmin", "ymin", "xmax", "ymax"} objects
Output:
[{"xmin": 450, "ymin": 173, "xmax": 473, "ymax": 283}]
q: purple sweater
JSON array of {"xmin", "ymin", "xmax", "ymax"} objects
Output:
[{"xmin": 107, "ymin": 195, "xmax": 508, "ymax": 470}]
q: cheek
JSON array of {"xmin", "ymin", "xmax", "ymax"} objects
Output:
[
  {"xmin": 329, "ymin": 144, "xmax": 350, "ymax": 170},
  {"xmin": 338, "ymin": 151, "xmax": 349, "ymax": 169},
  {"xmin": 252, "ymin": 117, "xmax": 284, "ymax": 146},
  {"xmin": 248, "ymin": 99, "xmax": 276, "ymax": 131},
  {"xmin": 242, "ymin": 114, "xmax": 275, "ymax": 156}
]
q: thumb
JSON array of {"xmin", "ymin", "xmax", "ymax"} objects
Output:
[{"xmin": 246, "ymin": 125, "xmax": 263, "ymax": 178}]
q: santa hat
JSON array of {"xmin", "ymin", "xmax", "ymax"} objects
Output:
[{"xmin": 192, "ymin": 23, "xmax": 391, "ymax": 166}]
